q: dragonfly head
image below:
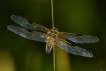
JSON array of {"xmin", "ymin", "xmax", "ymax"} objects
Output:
[{"xmin": 50, "ymin": 27, "xmax": 58, "ymax": 33}]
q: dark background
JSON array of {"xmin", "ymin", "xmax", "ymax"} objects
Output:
[{"xmin": 0, "ymin": 0, "xmax": 105, "ymax": 71}]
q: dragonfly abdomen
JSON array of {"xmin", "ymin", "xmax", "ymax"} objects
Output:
[{"xmin": 46, "ymin": 37, "xmax": 54, "ymax": 53}]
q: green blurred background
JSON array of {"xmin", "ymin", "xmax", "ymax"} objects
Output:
[{"xmin": 0, "ymin": 0, "xmax": 105, "ymax": 71}]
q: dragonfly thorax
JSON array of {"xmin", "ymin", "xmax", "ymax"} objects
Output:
[{"xmin": 48, "ymin": 27, "xmax": 58, "ymax": 38}]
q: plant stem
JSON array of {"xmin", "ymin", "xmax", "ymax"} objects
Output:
[
  {"xmin": 51, "ymin": 0, "xmax": 55, "ymax": 71},
  {"xmin": 51, "ymin": 0, "xmax": 54, "ymax": 28}
]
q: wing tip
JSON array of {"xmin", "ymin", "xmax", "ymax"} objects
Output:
[
  {"xmin": 10, "ymin": 15, "xmax": 15, "ymax": 18},
  {"xmin": 82, "ymin": 50, "xmax": 93, "ymax": 58},
  {"xmin": 86, "ymin": 53, "xmax": 93, "ymax": 58},
  {"xmin": 89, "ymin": 36, "xmax": 99, "ymax": 43},
  {"xmin": 95, "ymin": 36, "xmax": 99, "ymax": 42},
  {"xmin": 10, "ymin": 15, "xmax": 18, "ymax": 19},
  {"xmin": 74, "ymin": 51, "xmax": 93, "ymax": 58},
  {"xmin": 7, "ymin": 25, "xmax": 15, "ymax": 31},
  {"xmin": 76, "ymin": 36, "xmax": 99, "ymax": 43},
  {"xmin": 7, "ymin": 25, "xmax": 12, "ymax": 30}
]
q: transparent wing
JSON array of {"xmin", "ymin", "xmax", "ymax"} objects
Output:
[
  {"xmin": 11, "ymin": 15, "xmax": 49, "ymax": 33},
  {"xmin": 58, "ymin": 32, "xmax": 99, "ymax": 43},
  {"xmin": 7, "ymin": 25, "xmax": 48, "ymax": 42},
  {"xmin": 54, "ymin": 38, "xmax": 93, "ymax": 58}
]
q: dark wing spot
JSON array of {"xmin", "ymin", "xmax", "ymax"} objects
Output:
[
  {"xmin": 27, "ymin": 29, "xmax": 33, "ymax": 32},
  {"xmin": 71, "ymin": 44, "xmax": 76, "ymax": 46},
  {"xmin": 28, "ymin": 20, "xmax": 33, "ymax": 24},
  {"xmin": 75, "ymin": 34, "xmax": 83, "ymax": 36}
]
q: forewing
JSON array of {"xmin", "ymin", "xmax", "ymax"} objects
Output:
[
  {"xmin": 7, "ymin": 25, "xmax": 48, "ymax": 42},
  {"xmin": 11, "ymin": 15, "xmax": 49, "ymax": 33},
  {"xmin": 54, "ymin": 38, "xmax": 93, "ymax": 58},
  {"xmin": 58, "ymin": 32, "xmax": 99, "ymax": 43}
]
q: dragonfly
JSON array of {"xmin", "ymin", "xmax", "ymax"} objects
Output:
[{"xmin": 7, "ymin": 15, "xmax": 99, "ymax": 58}]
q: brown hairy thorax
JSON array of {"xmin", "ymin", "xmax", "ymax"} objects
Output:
[{"xmin": 47, "ymin": 27, "xmax": 58, "ymax": 39}]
